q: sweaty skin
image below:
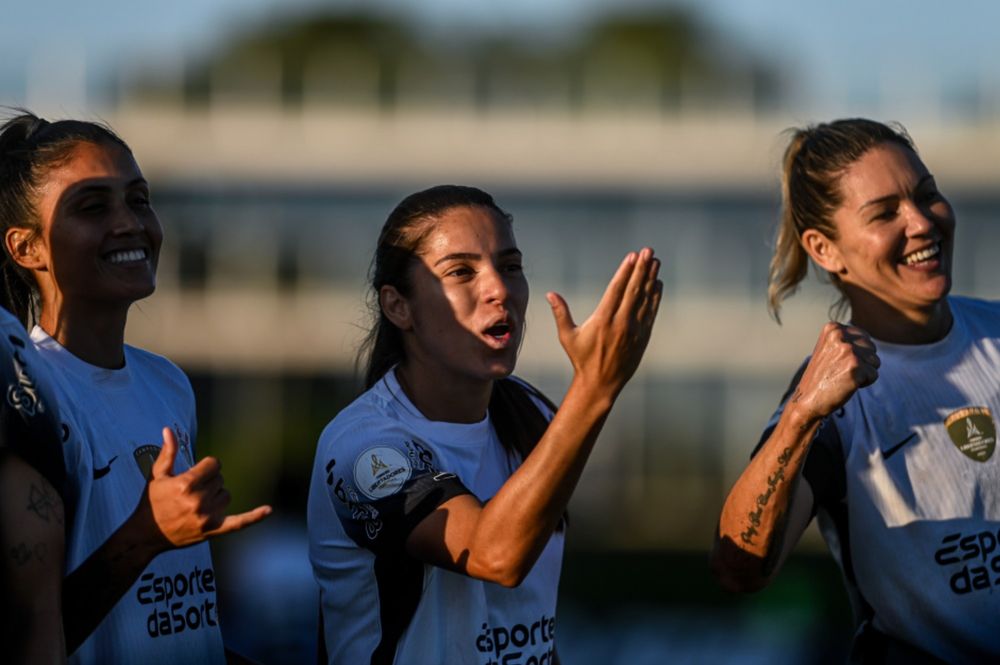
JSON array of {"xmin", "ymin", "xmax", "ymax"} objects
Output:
[
  {"xmin": 712, "ymin": 322, "xmax": 879, "ymax": 591},
  {"xmin": 405, "ymin": 247, "xmax": 663, "ymax": 587}
]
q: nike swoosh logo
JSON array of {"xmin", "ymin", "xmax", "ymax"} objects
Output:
[
  {"xmin": 883, "ymin": 433, "xmax": 917, "ymax": 459},
  {"xmin": 93, "ymin": 455, "xmax": 119, "ymax": 479}
]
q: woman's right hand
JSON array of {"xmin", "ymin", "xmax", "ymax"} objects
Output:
[
  {"xmin": 546, "ymin": 248, "xmax": 662, "ymax": 399},
  {"xmin": 788, "ymin": 322, "xmax": 880, "ymax": 423}
]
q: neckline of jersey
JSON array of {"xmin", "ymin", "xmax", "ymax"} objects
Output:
[
  {"xmin": 30, "ymin": 325, "xmax": 133, "ymax": 389},
  {"xmin": 381, "ymin": 366, "xmax": 493, "ymax": 442}
]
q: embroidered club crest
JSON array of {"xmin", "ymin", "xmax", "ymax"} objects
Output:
[{"xmin": 945, "ymin": 407, "xmax": 996, "ymax": 462}]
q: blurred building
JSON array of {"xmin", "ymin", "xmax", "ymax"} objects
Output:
[
  {"xmin": 18, "ymin": 8, "xmax": 981, "ymax": 553},
  {"xmin": 9, "ymin": 7, "xmax": 1000, "ymax": 662}
]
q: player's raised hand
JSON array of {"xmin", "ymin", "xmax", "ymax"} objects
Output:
[
  {"xmin": 145, "ymin": 427, "xmax": 271, "ymax": 550},
  {"xmin": 547, "ymin": 247, "xmax": 662, "ymax": 398},
  {"xmin": 790, "ymin": 322, "xmax": 880, "ymax": 422}
]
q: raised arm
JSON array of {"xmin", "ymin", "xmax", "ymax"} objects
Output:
[
  {"xmin": 711, "ymin": 322, "xmax": 878, "ymax": 592},
  {"xmin": 406, "ymin": 248, "xmax": 662, "ymax": 587},
  {"xmin": 0, "ymin": 450, "xmax": 66, "ymax": 665},
  {"xmin": 62, "ymin": 428, "xmax": 271, "ymax": 653}
]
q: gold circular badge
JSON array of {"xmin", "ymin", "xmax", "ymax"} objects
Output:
[{"xmin": 945, "ymin": 407, "xmax": 996, "ymax": 462}]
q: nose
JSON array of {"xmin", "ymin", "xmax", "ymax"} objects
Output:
[
  {"xmin": 904, "ymin": 202, "xmax": 936, "ymax": 237},
  {"xmin": 111, "ymin": 200, "xmax": 144, "ymax": 235},
  {"xmin": 481, "ymin": 265, "xmax": 510, "ymax": 304}
]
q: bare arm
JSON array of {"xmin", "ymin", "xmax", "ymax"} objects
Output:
[
  {"xmin": 63, "ymin": 428, "xmax": 272, "ymax": 653},
  {"xmin": 0, "ymin": 450, "xmax": 66, "ymax": 665},
  {"xmin": 711, "ymin": 322, "xmax": 879, "ymax": 592},
  {"xmin": 407, "ymin": 248, "xmax": 663, "ymax": 587}
]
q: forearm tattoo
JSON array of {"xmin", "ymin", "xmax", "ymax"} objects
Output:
[
  {"xmin": 9, "ymin": 541, "xmax": 47, "ymax": 567},
  {"xmin": 739, "ymin": 447, "xmax": 793, "ymax": 546},
  {"xmin": 27, "ymin": 482, "xmax": 63, "ymax": 526}
]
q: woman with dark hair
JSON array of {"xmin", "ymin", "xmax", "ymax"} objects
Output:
[
  {"xmin": 0, "ymin": 112, "xmax": 271, "ymax": 663},
  {"xmin": 308, "ymin": 185, "xmax": 661, "ymax": 664},
  {"xmin": 712, "ymin": 119, "xmax": 1000, "ymax": 662}
]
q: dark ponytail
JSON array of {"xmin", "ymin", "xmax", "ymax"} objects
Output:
[
  {"xmin": 490, "ymin": 377, "xmax": 558, "ymax": 463},
  {"xmin": 491, "ymin": 378, "xmax": 564, "ymax": 528},
  {"xmin": 0, "ymin": 110, "xmax": 131, "ymax": 326}
]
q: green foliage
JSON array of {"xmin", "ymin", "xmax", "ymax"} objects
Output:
[{"xmin": 130, "ymin": 7, "xmax": 781, "ymax": 110}]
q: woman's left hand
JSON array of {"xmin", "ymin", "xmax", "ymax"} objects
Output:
[{"xmin": 546, "ymin": 247, "xmax": 663, "ymax": 400}]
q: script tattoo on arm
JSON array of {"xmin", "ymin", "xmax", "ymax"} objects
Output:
[
  {"xmin": 27, "ymin": 481, "xmax": 63, "ymax": 526},
  {"xmin": 739, "ymin": 447, "xmax": 793, "ymax": 546}
]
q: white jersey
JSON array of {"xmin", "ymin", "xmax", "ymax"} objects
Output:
[
  {"xmin": 762, "ymin": 296, "xmax": 1000, "ymax": 662},
  {"xmin": 32, "ymin": 327, "xmax": 225, "ymax": 665},
  {"xmin": 308, "ymin": 369, "xmax": 563, "ymax": 665}
]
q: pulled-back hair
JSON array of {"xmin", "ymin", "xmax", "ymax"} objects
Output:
[
  {"xmin": 769, "ymin": 118, "xmax": 915, "ymax": 321},
  {"xmin": 360, "ymin": 184, "xmax": 513, "ymax": 389},
  {"xmin": 0, "ymin": 110, "xmax": 131, "ymax": 325},
  {"xmin": 360, "ymin": 184, "xmax": 556, "ymax": 464}
]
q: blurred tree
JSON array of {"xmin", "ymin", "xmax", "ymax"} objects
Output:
[
  {"xmin": 127, "ymin": 8, "xmax": 782, "ymax": 113},
  {"xmin": 170, "ymin": 13, "xmax": 417, "ymax": 108}
]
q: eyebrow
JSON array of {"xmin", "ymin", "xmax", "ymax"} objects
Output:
[
  {"xmin": 433, "ymin": 247, "xmax": 522, "ymax": 267},
  {"xmin": 67, "ymin": 177, "xmax": 149, "ymax": 196},
  {"xmin": 858, "ymin": 174, "xmax": 934, "ymax": 212}
]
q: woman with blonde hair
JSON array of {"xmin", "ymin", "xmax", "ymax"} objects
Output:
[{"xmin": 712, "ymin": 118, "xmax": 1000, "ymax": 662}]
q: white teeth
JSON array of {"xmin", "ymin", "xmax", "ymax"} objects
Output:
[
  {"xmin": 903, "ymin": 244, "xmax": 940, "ymax": 266},
  {"xmin": 107, "ymin": 249, "xmax": 147, "ymax": 264}
]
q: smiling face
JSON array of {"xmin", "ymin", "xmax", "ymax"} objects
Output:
[
  {"xmin": 387, "ymin": 205, "xmax": 528, "ymax": 388},
  {"xmin": 803, "ymin": 142, "xmax": 955, "ymax": 335},
  {"xmin": 16, "ymin": 140, "xmax": 162, "ymax": 318}
]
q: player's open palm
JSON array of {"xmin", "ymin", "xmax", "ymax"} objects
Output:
[{"xmin": 547, "ymin": 247, "xmax": 662, "ymax": 398}]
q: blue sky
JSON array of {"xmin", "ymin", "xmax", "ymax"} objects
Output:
[{"xmin": 2, "ymin": 0, "xmax": 997, "ymax": 115}]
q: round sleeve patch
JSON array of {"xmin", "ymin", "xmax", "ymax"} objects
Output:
[{"xmin": 354, "ymin": 446, "xmax": 413, "ymax": 499}]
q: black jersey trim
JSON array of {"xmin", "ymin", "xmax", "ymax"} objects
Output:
[
  {"xmin": 821, "ymin": 497, "xmax": 876, "ymax": 632},
  {"xmin": 343, "ymin": 472, "xmax": 471, "ymax": 556},
  {"xmin": 370, "ymin": 550, "xmax": 424, "ymax": 665}
]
